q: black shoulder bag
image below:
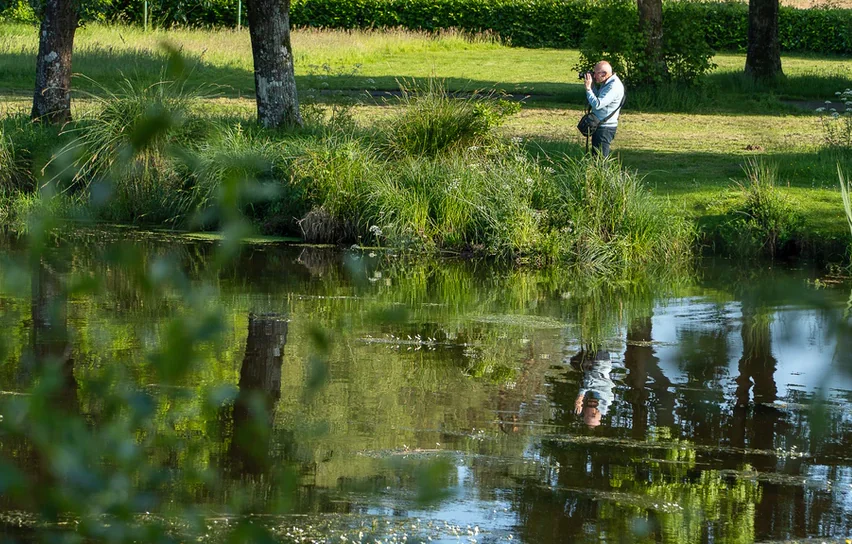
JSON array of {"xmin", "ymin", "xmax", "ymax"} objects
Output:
[{"xmin": 577, "ymin": 93, "xmax": 626, "ymax": 137}]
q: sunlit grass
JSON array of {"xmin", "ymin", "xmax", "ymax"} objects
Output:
[{"xmin": 2, "ymin": 23, "xmax": 850, "ymax": 104}]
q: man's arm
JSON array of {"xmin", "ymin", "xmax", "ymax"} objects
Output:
[{"xmin": 586, "ymin": 79, "xmax": 622, "ymax": 111}]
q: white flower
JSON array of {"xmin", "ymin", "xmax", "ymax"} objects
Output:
[
  {"xmin": 832, "ymin": 112, "xmax": 840, "ymax": 118},
  {"xmin": 826, "ymin": 100, "xmax": 832, "ymax": 104},
  {"xmin": 816, "ymin": 107, "xmax": 826, "ymax": 112},
  {"xmin": 836, "ymin": 91, "xmax": 842, "ymax": 95}
]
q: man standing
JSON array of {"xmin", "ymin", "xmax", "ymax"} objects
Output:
[{"xmin": 584, "ymin": 61, "xmax": 625, "ymax": 158}]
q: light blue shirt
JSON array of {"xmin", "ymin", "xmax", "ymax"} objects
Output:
[
  {"xmin": 578, "ymin": 355, "xmax": 615, "ymax": 416},
  {"xmin": 585, "ymin": 74, "xmax": 624, "ymax": 128}
]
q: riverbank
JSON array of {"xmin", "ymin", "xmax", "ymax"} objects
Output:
[{"xmin": 1, "ymin": 25, "xmax": 851, "ymax": 265}]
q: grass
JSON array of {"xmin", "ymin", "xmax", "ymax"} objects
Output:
[{"xmin": 1, "ymin": 23, "xmax": 851, "ymax": 261}]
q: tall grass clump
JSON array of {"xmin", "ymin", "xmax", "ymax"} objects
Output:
[
  {"xmin": 190, "ymin": 123, "xmax": 303, "ymax": 233},
  {"xmin": 58, "ymin": 75, "xmax": 214, "ymax": 225},
  {"xmin": 0, "ymin": 114, "xmax": 64, "ymax": 195},
  {"xmin": 550, "ymin": 156, "xmax": 695, "ymax": 274},
  {"xmin": 717, "ymin": 158, "xmax": 803, "ymax": 258},
  {"xmin": 367, "ymin": 146, "xmax": 555, "ymax": 257},
  {"xmin": 381, "ymin": 79, "xmax": 520, "ymax": 158},
  {"xmin": 0, "ymin": 126, "xmax": 19, "ymax": 195},
  {"xmin": 289, "ymin": 133, "xmax": 386, "ymax": 243}
]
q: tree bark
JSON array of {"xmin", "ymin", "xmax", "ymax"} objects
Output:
[
  {"xmin": 636, "ymin": 0, "xmax": 668, "ymax": 84},
  {"xmin": 245, "ymin": 0, "xmax": 302, "ymax": 128},
  {"xmin": 31, "ymin": 0, "xmax": 79, "ymax": 124},
  {"xmin": 745, "ymin": 0, "xmax": 783, "ymax": 79}
]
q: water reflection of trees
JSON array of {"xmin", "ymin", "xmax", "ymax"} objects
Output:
[{"xmin": 4, "ymin": 236, "xmax": 852, "ymax": 541}]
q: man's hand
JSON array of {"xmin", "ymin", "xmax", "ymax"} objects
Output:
[
  {"xmin": 584, "ymin": 72, "xmax": 593, "ymax": 91},
  {"xmin": 574, "ymin": 394, "xmax": 584, "ymax": 415}
]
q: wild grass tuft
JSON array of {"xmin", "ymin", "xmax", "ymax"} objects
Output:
[
  {"xmin": 718, "ymin": 158, "xmax": 804, "ymax": 258},
  {"xmin": 551, "ymin": 156, "xmax": 695, "ymax": 274},
  {"xmin": 381, "ymin": 78, "xmax": 520, "ymax": 158},
  {"xmin": 0, "ymin": 125, "xmax": 19, "ymax": 195},
  {"xmin": 53, "ymin": 75, "xmax": 217, "ymax": 224},
  {"xmin": 0, "ymin": 114, "xmax": 63, "ymax": 195}
]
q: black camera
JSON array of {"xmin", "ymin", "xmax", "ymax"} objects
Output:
[{"xmin": 578, "ymin": 71, "xmax": 591, "ymax": 80}]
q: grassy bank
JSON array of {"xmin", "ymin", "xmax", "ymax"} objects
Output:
[{"xmin": 1, "ymin": 24, "xmax": 851, "ymax": 264}]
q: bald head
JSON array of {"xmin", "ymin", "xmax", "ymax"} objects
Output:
[{"xmin": 592, "ymin": 61, "xmax": 613, "ymax": 84}]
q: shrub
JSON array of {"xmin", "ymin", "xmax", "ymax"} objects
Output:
[
  {"xmin": 577, "ymin": 0, "xmax": 715, "ymax": 85},
  {"xmin": 0, "ymin": 0, "xmax": 36, "ymax": 22},
  {"xmin": 64, "ymin": 0, "xmax": 852, "ymax": 56}
]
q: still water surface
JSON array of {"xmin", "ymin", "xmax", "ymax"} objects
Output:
[{"xmin": 2, "ymin": 232, "xmax": 852, "ymax": 543}]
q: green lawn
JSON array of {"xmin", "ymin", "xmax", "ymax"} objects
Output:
[{"xmin": 2, "ymin": 23, "xmax": 851, "ymax": 256}]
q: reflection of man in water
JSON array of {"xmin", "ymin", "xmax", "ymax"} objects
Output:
[{"xmin": 571, "ymin": 350, "xmax": 615, "ymax": 428}]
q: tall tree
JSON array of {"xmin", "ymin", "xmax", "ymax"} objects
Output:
[
  {"xmin": 31, "ymin": 0, "xmax": 80, "ymax": 123},
  {"xmin": 245, "ymin": 0, "xmax": 302, "ymax": 128},
  {"xmin": 745, "ymin": 0, "xmax": 783, "ymax": 79},
  {"xmin": 636, "ymin": 0, "xmax": 668, "ymax": 84}
]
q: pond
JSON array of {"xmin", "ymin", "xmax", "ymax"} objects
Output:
[{"xmin": 1, "ymin": 230, "xmax": 851, "ymax": 543}]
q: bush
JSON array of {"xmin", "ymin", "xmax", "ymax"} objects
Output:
[
  {"xmin": 57, "ymin": 0, "xmax": 852, "ymax": 56},
  {"xmin": 0, "ymin": 0, "xmax": 36, "ymax": 22},
  {"xmin": 577, "ymin": 0, "xmax": 715, "ymax": 85}
]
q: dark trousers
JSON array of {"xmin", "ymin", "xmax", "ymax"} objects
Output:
[{"xmin": 591, "ymin": 125, "xmax": 617, "ymax": 158}]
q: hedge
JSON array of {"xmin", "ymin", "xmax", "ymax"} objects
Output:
[{"xmin": 3, "ymin": 0, "xmax": 852, "ymax": 54}]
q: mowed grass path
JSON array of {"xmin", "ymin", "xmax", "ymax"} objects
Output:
[{"xmin": 2, "ymin": 23, "xmax": 851, "ymax": 249}]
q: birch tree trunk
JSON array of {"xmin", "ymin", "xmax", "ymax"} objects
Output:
[
  {"xmin": 31, "ymin": 0, "xmax": 79, "ymax": 124},
  {"xmin": 245, "ymin": 0, "xmax": 303, "ymax": 128},
  {"xmin": 745, "ymin": 0, "xmax": 783, "ymax": 79}
]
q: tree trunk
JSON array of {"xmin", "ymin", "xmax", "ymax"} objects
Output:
[
  {"xmin": 31, "ymin": 257, "xmax": 78, "ymax": 411},
  {"xmin": 228, "ymin": 313, "xmax": 289, "ymax": 474},
  {"xmin": 636, "ymin": 0, "xmax": 668, "ymax": 84},
  {"xmin": 31, "ymin": 0, "xmax": 79, "ymax": 124},
  {"xmin": 245, "ymin": 0, "xmax": 302, "ymax": 128},
  {"xmin": 745, "ymin": 0, "xmax": 783, "ymax": 79}
]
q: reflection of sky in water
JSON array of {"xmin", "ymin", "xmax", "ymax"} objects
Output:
[
  {"xmin": 647, "ymin": 298, "xmax": 852, "ymax": 398},
  {"xmin": 366, "ymin": 462, "xmax": 519, "ymax": 543}
]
